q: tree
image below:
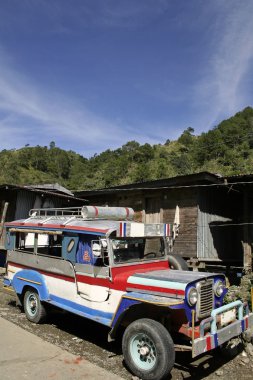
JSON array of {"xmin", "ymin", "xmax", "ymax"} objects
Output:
[
  {"xmin": 178, "ymin": 127, "xmax": 195, "ymax": 149},
  {"xmin": 49, "ymin": 141, "xmax": 56, "ymax": 150}
]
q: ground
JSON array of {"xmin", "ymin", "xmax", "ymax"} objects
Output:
[{"xmin": 0, "ymin": 275, "xmax": 253, "ymax": 380}]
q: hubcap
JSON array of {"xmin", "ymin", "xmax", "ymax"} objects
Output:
[
  {"xmin": 27, "ymin": 294, "xmax": 37, "ymax": 316},
  {"xmin": 130, "ymin": 333, "xmax": 157, "ymax": 370}
]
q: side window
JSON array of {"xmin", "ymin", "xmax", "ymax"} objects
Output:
[
  {"xmin": 15, "ymin": 232, "xmax": 62, "ymax": 257},
  {"xmin": 76, "ymin": 237, "xmax": 93, "ymax": 264},
  {"xmin": 62, "ymin": 234, "xmax": 79, "ymax": 262},
  {"xmin": 16, "ymin": 232, "xmax": 35, "ymax": 253},
  {"xmin": 76, "ymin": 234, "xmax": 103, "ymax": 265},
  {"xmin": 37, "ymin": 234, "xmax": 62, "ymax": 257}
]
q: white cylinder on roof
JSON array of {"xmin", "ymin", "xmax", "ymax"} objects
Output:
[{"xmin": 81, "ymin": 206, "xmax": 134, "ymax": 221}]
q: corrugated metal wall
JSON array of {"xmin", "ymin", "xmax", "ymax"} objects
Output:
[
  {"xmin": 197, "ymin": 189, "xmax": 243, "ymax": 262},
  {"xmin": 15, "ymin": 191, "xmax": 64, "ymax": 220}
]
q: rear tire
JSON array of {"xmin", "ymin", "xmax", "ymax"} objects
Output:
[
  {"xmin": 122, "ymin": 318, "xmax": 175, "ymax": 380},
  {"xmin": 23, "ymin": 289, "xmax": 47, "ymax": 323},
  {"xmin": 168, "ymin": 254, "xmax": 189, "ymax": 270}
]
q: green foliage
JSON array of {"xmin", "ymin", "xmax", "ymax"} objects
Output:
[{"xmin": 1, "ymin": 107, "xmax": 253, "ymax": 189}]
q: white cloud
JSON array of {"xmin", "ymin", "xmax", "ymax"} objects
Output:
[
  {"xmin": 194, "ymin": 0, "xmax": 253, "ymax": 130},
  {"xmin": 0, "ymin": 47, "xmax": 168, "ymax": 155}
]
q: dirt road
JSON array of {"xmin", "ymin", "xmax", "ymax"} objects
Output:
[{"xmin": 0, "ymin": 274, "xmax": 253, "ymax": 380}]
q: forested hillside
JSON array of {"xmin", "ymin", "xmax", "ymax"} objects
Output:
[{"xmin": 1, "ymin": 107, "xmax": 253, "ymax": 190}]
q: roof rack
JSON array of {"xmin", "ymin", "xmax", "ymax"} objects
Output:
[
  {"xmin": 29, "ymin": 207, "xmax": 84, "ymax": 218},
  {"xmin": 28, "ymin": 206, "xmax": 135, "ymax": 221}
]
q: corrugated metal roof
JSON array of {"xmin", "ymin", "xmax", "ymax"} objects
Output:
[
  {"xmin": 75, "ymin": 172, "xmax": 224, "ymax": 197},
  {"xmin": 0, "ymin": 184, "xmax": 86, "ymax": 203},
  {"xmin": 27, "ymin": 183, "xmax": 74, "ymax": 196}
]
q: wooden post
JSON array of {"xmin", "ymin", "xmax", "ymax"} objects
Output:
[
  {"xmin": 243, "ymin": 190, "xmax": 252, "ymax": 274},
  {"xmin": 0, "ymin": 202, "xmax": 9, "ymax": 238}
]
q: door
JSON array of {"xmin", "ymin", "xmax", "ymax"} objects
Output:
[{"xmin": 74, "ymin": 235, "xmax": 110, "ymax": 302}]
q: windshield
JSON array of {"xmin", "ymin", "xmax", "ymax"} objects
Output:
[{"xmin": 112, "ymin": 237, "xmax": 166, "ymax": 264}]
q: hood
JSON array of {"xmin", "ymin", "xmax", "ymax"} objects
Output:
[{"xmin": 126, "ymin": 269, "xmax": 221, "ymax": 299}]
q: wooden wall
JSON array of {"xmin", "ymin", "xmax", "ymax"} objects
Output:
[
  {"xmin": 82, "ymin": 186, "xmax": 245, "ymax": 266},
  {"xmin": 84, "ymin": 188, "xmax": 199, "ymax": 259},
  {"xmin": 162, "ymin": 188, "xmax": 198, "ymax": 259}
]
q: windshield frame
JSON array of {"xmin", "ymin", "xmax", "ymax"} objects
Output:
[{"xmin": 110, "ymin": 236, "xmax": 168, "ymax": 266}]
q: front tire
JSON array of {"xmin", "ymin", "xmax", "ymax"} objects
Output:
[
  {"xmin": 23, "ymin": 289, "xmax": 47, "ymax": 323},
  {"xmin": 122, "ymin": 318, "xmax": 175, "ymax": 380}
]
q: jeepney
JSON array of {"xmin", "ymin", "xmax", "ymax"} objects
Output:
[{"xmin": 3, "ymin": 206, "xmax": 253, "ymax": 380}]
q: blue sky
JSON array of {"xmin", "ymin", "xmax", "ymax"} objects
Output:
[{"xmin": 0, "ymin": 0, "xmax": 253, "ymax": 157}]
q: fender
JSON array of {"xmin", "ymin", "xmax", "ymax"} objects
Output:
[
  {"xmin": 109, "ymin": 291, "xmax": 184, "ymax": 340},
  {"xmin": 12, "ymin": 269, "xmax": 50, "ymax": 301}
]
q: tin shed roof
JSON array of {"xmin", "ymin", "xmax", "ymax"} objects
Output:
[{"xmin": 74, "ymin": 171, "xmax": 224, "ymax": 197}]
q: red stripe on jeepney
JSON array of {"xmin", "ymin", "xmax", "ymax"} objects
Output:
[
  {"xmin": 8, "ymin": 262, "xmax": 75, "ymax": 283},
  {"xmin": 111, "ymin": 262, "xmax": 169, "ymax": 277},
  {"xmin": 76, "ymin": 274, "xmax": 111, "ymax": 287},
  {"xmin": 93, "ymin": 206, "xmax": 99, "ymax": 217},
  {"xmin": 125, "ymin": 208, "xmax": 129, "ymax": 218},
  {"xmin": 75, "ymin": 273, "xmax": 183, "ymax": 295},
  {"xmin": 127, "ymin": 283, "xmax": 185, "ymax": 296},
  {"xmin": 206, "ymin": 335, "xmax": 212, "ymax": 351},
  {"xmin": 245, "ymin": 316, "xmax": 249, "ymax": 329},
  {"xmin": 127, "ymin": 282, "xmax": 185, "ymax": 296},
  {"xmin": 75, "ymin": 273, "xmax": 130, "ymax": 291},
  {"xmin": 119, "ymin": 222, "xmax": 123, "ymax": 237},
  {"xmin": 65, "ymin": 225, "xmax": 109, "ymax": 233}
]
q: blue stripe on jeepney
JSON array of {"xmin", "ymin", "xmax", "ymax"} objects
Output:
[
  {"xmin": 49, "ymin": 294, "xmax": 114, "ymax": 326},
  {"xmin": 214, "ymin": 333, "xmax": 218, "ymax": 348},
  {"xmin": 111, "ymin": 297, "xmax": 140, "ymax": 328},
  {"xmin": 127, "ymin": 275, "xmax": 186, "ymax": 291},
  {"xmin": 241, "ymin": 319, "xmax": 247, "ymax": 331},
  {"xmin": 123, "ymin": 222, "xmax": 127, "ymax": 237}
]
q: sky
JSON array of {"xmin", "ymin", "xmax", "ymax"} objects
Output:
[{"xmin": 0, "ymin": 0, "xmax": 253, "ymax": 157}]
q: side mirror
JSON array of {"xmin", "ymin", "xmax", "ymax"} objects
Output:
[{"xmin": 92, "ymin": 241, "xmax": 102, "ymax": 257}]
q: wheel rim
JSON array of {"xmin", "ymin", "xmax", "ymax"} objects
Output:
[
  {"xmin": 129, "ymin": 333, "xmax": 157, "ymax": 370},
  {"xmin": 26, "ymin": 293, "xmax": 38, "ymax": 317}
]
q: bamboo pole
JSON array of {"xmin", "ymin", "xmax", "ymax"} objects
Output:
[{"xmin": 0, "ymin": 202, "xmax": 9, "ymax": 237}]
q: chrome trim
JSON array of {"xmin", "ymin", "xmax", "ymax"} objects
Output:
[{"xmin": 196, "ymin": 279, "xmax": 214, "ymax": 319}]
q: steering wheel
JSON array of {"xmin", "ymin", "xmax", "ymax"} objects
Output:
[{"xmin": 144, "ymin": 252, "xmax": 157, "ymax": 258}]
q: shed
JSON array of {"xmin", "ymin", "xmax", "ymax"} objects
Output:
[
  {"xmin": 0, "ymin": 184, "xmax": 86, "ymax": 264},
  {"xmin": 75, "ymin": 172, "xmax": 251, "ymax": 274}
]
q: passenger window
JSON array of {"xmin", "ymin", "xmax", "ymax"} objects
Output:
[
  {"xmin": 16, "ymin": 232, "xmax": 35, "ymax": 253},
  {"xmin": 15, "ymin": 232, "xmax": 62, "ymax": 257},
  {"xmin": 37, "ymin": 234, "xmax": 62, "ymax": 257},
  {"xmin": 67, "ymin": 239, "xmax": 75, "ymax": 252}
]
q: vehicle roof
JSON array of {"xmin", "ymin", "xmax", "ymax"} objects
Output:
[
  {"xmin": 5, "ymin": 206, "xmax": 173, "ymax": 238},
  {"xmin": 5, "ymin": 217, "xmax": 119, "ymax": 236},
  {"xmin": 5, "ymin": 216, "xmax": 172, "ymax": 238}
]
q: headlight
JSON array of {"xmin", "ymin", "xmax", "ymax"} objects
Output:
[
  {"xmin": 214, "ymin": 280, "xmax": 225, "ymax": 297},
  {"xmin": 187, "ymin": 287, "xmax": 198, "ymax": 306}
]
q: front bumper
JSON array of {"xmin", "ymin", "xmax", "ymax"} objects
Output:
[{"xmin": 192, "ymin": 300, "xmax": 253, "ymax": 357}]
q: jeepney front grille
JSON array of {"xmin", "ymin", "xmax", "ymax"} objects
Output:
[{"xmin": 197, "ymin": 279, "xmax": 214, "ymax": 319}]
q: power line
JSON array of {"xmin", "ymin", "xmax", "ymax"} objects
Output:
[{"xmin": 94, "ymin": 179, "xmax": 253, "ymax": 192}]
